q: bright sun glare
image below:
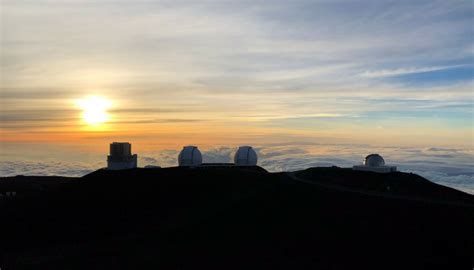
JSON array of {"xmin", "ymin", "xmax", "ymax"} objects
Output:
[{"xmin": 76, "ymin": 96, "xmax": 112, "ymax": 125}]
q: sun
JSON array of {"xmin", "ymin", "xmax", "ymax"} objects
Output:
[{"xmin": 76, "ymin": 96, "xmax": 112, "ymax": 125}]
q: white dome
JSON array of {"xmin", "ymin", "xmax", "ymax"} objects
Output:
[
  {"xmin": 178, "ymin": 146, "xmax": 202, "ymax": 166},
  {"xmin": 234, "ymin": 146, "xmax": 258, "ymax": 166},
  {"xmin": 364, "ymin": 154, "xmax": 385, "ymax": 167}
]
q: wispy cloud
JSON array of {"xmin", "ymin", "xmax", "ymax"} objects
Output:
[{"xmin": 359, "ymin": 65, "xmax": 468, "ymax": 78}]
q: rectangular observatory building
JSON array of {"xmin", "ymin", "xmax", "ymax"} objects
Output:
[{"xmin": 107, "ymin": 142, "xmax": 138, "ymax": 170}]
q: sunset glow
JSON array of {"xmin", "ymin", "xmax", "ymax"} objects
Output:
[
  {"xmin": 0, "ymin": 1, "xmax": 473, "ymax": 192},
  {"xmin": 76, "ymin": 96, "xmax": 112, "ymax": 126}
]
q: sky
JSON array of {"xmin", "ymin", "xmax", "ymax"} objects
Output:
[{"xmin": 0, "ymin": 1, "xmax": 473, "ymax": 192}]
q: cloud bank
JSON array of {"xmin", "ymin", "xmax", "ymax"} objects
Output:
[{"xmin": 1, "ymin": 143, "xmax": 472, "ymax": 194}]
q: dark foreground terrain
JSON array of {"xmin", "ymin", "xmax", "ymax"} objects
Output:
[{"xmin": 1, "ymin": 166, "xmax": 473, "ymax": 269}]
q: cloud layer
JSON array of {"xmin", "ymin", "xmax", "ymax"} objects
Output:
[{"xmin": 1, "ymin": 143, "xmax": 472, "ymax": 194}]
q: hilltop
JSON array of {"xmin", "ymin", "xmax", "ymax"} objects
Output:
[{"xmin": 1, "ymin": 166, "xmax": 473, "ymax": 269}]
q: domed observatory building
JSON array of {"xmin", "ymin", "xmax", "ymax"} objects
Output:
[
  {"xmin": 178, "ymin": 146, "xmax": 202, "ymax": 167},
  {"xmin": 107, "ymin": 142, "xmax": 138, "ymax": 170},
  {"xmin": 234, "ymin": 146, "xmax": 258, "ymax": 166},
  {"xmin": 353, "ymin": 154, "xmax": 397, "ymax": 173}
]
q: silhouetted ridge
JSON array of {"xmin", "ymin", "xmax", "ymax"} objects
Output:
[
  {"xmin": 1, "ymin": 167, "xmax": 472, "ymax": 270},
  {"xmin": 294, "ymin": 167, "xmax": 473, "ymax": 203}
]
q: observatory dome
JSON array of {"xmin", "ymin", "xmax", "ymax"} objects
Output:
[
  {"xmin": 364, "ymin": 154, "xmax": 385, "ymax": 167},
  {"xmin": 178, "ymin": 146, "xmax": 202, "ymax": 166},
  {"xmin": 234, "ymin": 146, "xmax": 258, "ymax": 166}
]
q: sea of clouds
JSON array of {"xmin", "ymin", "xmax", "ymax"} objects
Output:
[{"xmin": 0, "ymin": 143, "xmax": 472, "ymax": 194}]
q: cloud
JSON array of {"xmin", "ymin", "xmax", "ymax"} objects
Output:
[
  {"xmin": 360, "ymin": 65, "xmax": 467, "ymax": 78},
  {"xmin": 0, "ymin": 160, "xmax": 101, "ymax": 177},
  {"xmin": 2, "ymin": 1, "xmax": 472, "ymax": 92},
  {"xmin": 139, "ymin": 156, "xmax": 158, "ymax": 165},
  {"xmin": 201, "ymin": 147, "xmax": 233, "ymax": 163},
  {"xmin": 258, "ymin": 148, "xmax": 308, "ymax": 159},
  {"xmin": 1, "ymin": 143, "xmax": 472, "ymax": 194},
  {"xmin": 426, "ymin": 147, "xmax": 460, "ymax": 152},
  {"xmin": 408, "ymin": 170, "xmax": 474, "ymax": 194}
]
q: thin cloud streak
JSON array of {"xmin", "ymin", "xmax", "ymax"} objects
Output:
[{"xmin": 360, "ymin": 65, "xmax": 468, "ymax": 78}]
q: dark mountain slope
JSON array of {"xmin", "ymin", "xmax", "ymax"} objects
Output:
[
  {"xmin": 293, "ymin": 167, "xmax": 473, "ymax": 203},
  {"xmin": 1, "ymin": 167, "xmax": 472, "ymax": 269}
]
